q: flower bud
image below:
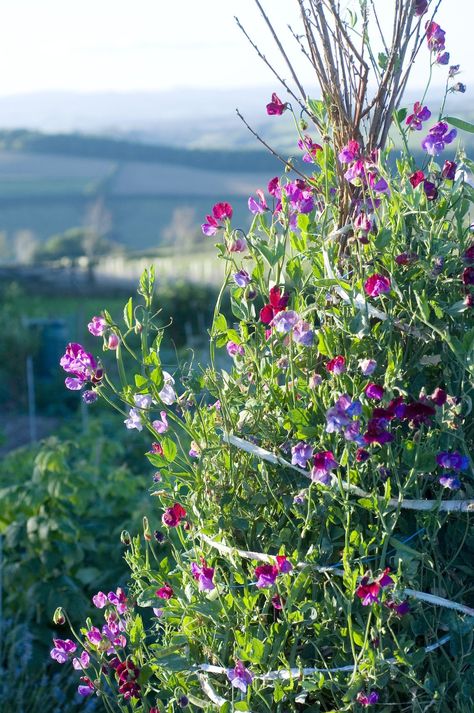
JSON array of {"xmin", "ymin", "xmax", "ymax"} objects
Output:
[
  {"xmin": 143, "ymin": 516, "xmax": 152, "ymax": 541},
  {"xmin": 120, "ymin": 530, "xmax": 131, "ymax": 546},
  {"xmin": 53, "ymin": 607, "xmax": 65, "ymax": 625},
  {"xmin": 107, "ymin": 332, "xmax": 119, "ymax": 350},
  {"xmin": 299, "ymin": 119, "xmax": 308, "ymax": 131}
]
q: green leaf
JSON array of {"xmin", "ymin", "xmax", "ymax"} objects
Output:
[
  {"xmin": 443, "ymin": 116, "xmax": 474, "ymax": 133},
  {"xmin": 214, "ymin": 313, "xmax": 228, "ymax": 333},
  {"xmin": 129, "ymin": 614, "xmax": 145, "ymax": 646},
  {"xmin": 137, "ymin": 586, "xmax": 159, "ymax": 607},
  {"xmin": 375, "ymin": 228, "xmax": 392, "ymax": 249},
  {"xmin": 161, "ymin": 438, "xmax": 177, "ymax": 463},
  {"xmin": 395, "ymin": 107, "xmax": 407, "ymax": 123},
  {"xmin": 123, "ymin": 297, "xmax": 133, "ymax": 329}
]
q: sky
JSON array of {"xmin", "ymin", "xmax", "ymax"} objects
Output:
[{"xmin": 0, "ymin": 0, "xmax": 472, "ymax": 96}]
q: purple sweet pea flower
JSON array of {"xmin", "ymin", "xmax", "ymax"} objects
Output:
[
  {"xmin": 365, "ymin": 383, "xmax": 385, "ymax": 400},
  {"xmin": 254, "ymin": 563, "xmax": 279, "ymax": 588},
  {"xmin": 436, "ymin": 451, "xmax": 469, "ymax": 470},
  {"xmin": 72, "ymin": 651, "xmax": 91, "ymax": 670},
  {"xmin": 291, "ymin": 441, "xmax": 313, "ymax": 468},
  {"xmin": 406, "ymin": 102, "xmax": 432, "ymax": 131},
  {"xmin": 414, "ymin": 0, "xmax": 428, "ymax": 16},
  {"xmin": 107, "ymin": 588, "xmax": 128, "ymax": 614},
  {"xmin": 134, "ymin": 393, "xmax": 152, "ymax": 409},
  {"xmin": 226, "ymin": 341, "xmax": 245, "ymax": 357},
  {"xmin": 285, "ymin": 180, "xmax": 315, "ymax": 214},
  {"xmin": 292, "ymin": 319, "xmax": 314, "ymax": 345},
  {"xmin": 338, "ymin": 139, "xmax": 360, "ymax": 164},
  {"xmin": 326, "ymin": 395, "xmax": 361, "ymax": 433},
  {"xmin": 233, "ymin": 269, "xmax": 251, "ymax": 288},
  {"xmin": 87, "ymin": 315, "xmax": 107, "ymax": 337},
  {"xmin": 272, "ymin": 310, "xmax": 300, "ymax": 333},
  {"xmin": 422, "ymin": 122, "xmax": 457, "ymax": 156},
  {"xmin": 344, "ymin": 419, "xmax": 364, "ymax": 444},
  {"xmin": 426, "ymin": 21, "xmax": 446, "ymax": 52},
  {"xmin": 356, "ymin": 690, "xmax": 380, "ymax": 706},
  {"xmin": 78, "ymin": 677, "xmax": 95, "ymax": 697},
  {"xmin": 86, "ymin": 627, "xmax": 102, "ymax": 645},
  {"xmin": 227, "ymin": 660, "xmax": 253, "ymax": 693},
  {"xmin": 228, "ymin": 236, "xmax": 247, "ymax": 253},
  {"xmin": 423, "ymin": 180, "xmax": 438, "ymax": 201},
  {"xmin": 442, "ymin": 160, "xmax": 457, "ymax": 180},
  {"xmin": 436, "ymin": 51, "xmax": 450, "ymax": 65},
  {"xmin": 50, "ymin": 638, "xmax": 77, "ymax": 664},
  {"xmin": 152, "ymin": 411, "xmax": 169, "ymax": 434},
  {"xmin": 297, "ymin": 135, "xmax": 322, "ymax": 162},
  {"xmin": 191, "ymin": 559, "xmax": 216, "ymax": 591},
  {"xmin": 82, "ymin": 390, "xmax": 98, "ymax": 404},
  {"xmin": 439, "ymin": 474, "xmax": 461, "ymax": 490},
  {"xmin": 248, "ymin": 189, "xmax": 268, "ymax": 215},
  {"xmin": 386, "ymin": 599, "xmax": 411, "ymax": 616}
]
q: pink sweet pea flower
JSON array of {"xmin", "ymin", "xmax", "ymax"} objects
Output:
[
  {"xmin": 364, "ymin": 273, "xmax": 391, "ymax": 297},
  {"xmin": 72, "ymin": 651, "xmax": 91, "ymax": 670},
  {"xmin": 191, "ymin": 559, "xmax": 216, "ymax": 591},
  {"xmin": 92, "ymin": 591, "xmax": 108, "ymax": 608},
  {"xmin": 201, "ymin": 202, "xmax": 233, "ymax": 235},
  {"xmin": 248, "ymin": 189, "xmax": 268, "ymax": 214},
  {"xmin": 156, "ymin": 583, "xmax": 174, "ymax": 600},
  {"xmin": 311, "ymin": 451, "xmax": 338, "ymax": 484},
  {"xmin": 356, "ymin": 690, "xmax": 380, "ymax": 706},
  {"xmin": 266, "ymin": 92, "xmax": 287, "ymax": 115}
]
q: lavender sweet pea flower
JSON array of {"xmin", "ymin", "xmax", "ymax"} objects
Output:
[
  {"xmin": 78, "ymin": 678, "xmax": 95, "ymax": 697},
  {"xmin": 159, "ymin": 371, "xmax": 176, "ymax": 405},
  {"xmin": 422, "ymin": 122, "xmax": 457, "ymax": 156},
  {"xmin": 344, "ymin": 419, "xmax": 364, "ymax": 444},
  {"xmin": 233, "ymin": 269, "xmax": 251, "ymax": 288},
  {"xmin": 191, "ymin": 560, "xmax": 216, "ymax": 591},
  {"xmin": 50, "ymin": 639, "xmax": 77, "ymax": 664},
  {"xmin": 293, "ymin": 319, "xmax": 314, "ymax": 345},
  {"xmin": 92, "ymin": 591, "xmax": 107, "ymax": 608},
  {"xmin": 248, "ymin": 189, "xmax": 268, "ymax": 214},
  {"xmin": 359, "ymin": 358, "xmax": 377, "ymax": 376},
  {"xmin": 439, "ymin": 474, "xmax": 461, "ymax": 490},
  {"xmin": 227, "ymin": 661, "xmax": 253, "ymax": 693},
  {"xmin": 134, "ymin": 393, "xmax": 152, "ymax": 409},
  {"xmin": 124, "ymin": 407, "xmax": 143, "ymax": 431},
  {"xmin": 87, "ymin": 315, "xmax": 106, "ymax": 337},
  {"xmin": 226, "ymin": 341, "xmax": 245, "ymax": 357},
  {"xmin": 272, "ymin": 310, "xmax": 300, "ymax": 333},
  {"xmin": 60, "ymin": 343, "xmax": 101, "ymax": 390},
  {"xmin": 152, "ymin": 411, "xmax": 169, "ymax": 434},
  {"xmin": 291, "ymin": 441, "xmax": 313, "ymax": 468}
]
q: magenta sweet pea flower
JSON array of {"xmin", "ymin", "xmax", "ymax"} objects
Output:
[
  {"xmin": 356, "ymin": 568, "xmax": 393, "ymax": 605},
  {"xmin": 338, "ymin": 139, "xmax": 360, "ymax": 164},
  {"xmin": 162, "ymin": 502, "xmax": 186, "ymax": 527},
  {"xmin": 108, "ymin": 587, "xmax": 128, "ymax": 614},
  {"xmin": 276, "ymin": 554, "xmax": 293, "ymax": 574},
  {"xmin": 363, "ymin": 417, "xmax": 394, "ymax": 445},
  {"xmin": 227, "ymin": 660, "xmax": 253, "ymax": 692},
  {"xmin": 422, "ymin": 121, "xmax": 457, "ymax": 156},
  {"xmin": 406, "ymin": 102, "xmax": 431, "ymax": 131},
  {"xmin": 260, "ymin": 286, "xmax": 290, "ymax": 324},
  {"xmin": 201, "ymin": 202, "xmax": 233, "ymax": 235},
  {"xmin": 60, "ymin": 343, "xmax": 102, "ymax": 391},
  {"xmin": 298, "ymin": 134, "xmax": 322, "ymax": 162},
  {"xmin": 266, "ymin": 92, "xmax": 287, "ymax": 116},
  {"xmin": 291, "ymin": 441, "xmax": 313, "ymax": 468},
  {"xmin": 364, "ymin": 273, "xmax": 391, "ymax": 297},
  {"xmin": 248, "ymin": 188, "xmax": 268, "ymax": 214},
  {"xmin": 152, "ymin": 411, "xmax": 169, "ymax": 434},
  {"xmin": 87, "ymin": 315, "xmax": 106, "ymax": 336},
  {"xmin": 462, "ymin": 266, "xmax": 474, "ymax": 285},
  {"xmin": 285, "ymin": 179, "xmax": 315, "ymax": 214},
  {"xmin": 426, "ymin": 21, "xmax": 446, "ymax": 52},
  {"xmin": 356, "ymin": 690, "xmax": 380, "ymax": 706},
  {"xmin": 410, "ymin": 169, "xmax": 425, "ymax": 188},
  {"xmin": 442, "ymin": 160, "xmax": 457, "ymax": 180},
  {"xmin": 50, "ymin": 638, "xmax": 77, "ymax": 664},
  {"xmin": 326, "ymin": 355, "xmax": 346, "ymax": 375},
  {"xmin": 191, "ymin": 559, "xmax": 215, "ymax": 591},
  {"xmin": 365, "ymin": 383, "xmax": 385, "ymax": 400},
  {"xmin": 156, "ymin": 583, "xmax": 174, "ymax": 600},
  {"xmin": 254, "ymin": 563, "xmax": 279, "ymax": 588},
  {"xmin": 311, "ymin": 451, "xmax": 338, "ymax": 485}
]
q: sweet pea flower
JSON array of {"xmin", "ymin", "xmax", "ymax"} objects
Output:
[
  {"xmin": 260, "ymin": 285, "xmax": 290, "ymax": 324},
  {"xmin": 395, "ymin": 252, "xmax": 418, "ymax": 265},
  {"xmin": 442, "ymin": 160, "xmax": 457, "ymax": 180},
  {"xmin": 72, "ymin": 651, "xmax": 91, "ymax": 670},
  {"xmin": 430, "ymin": 387, "xmax": 447, "ymax": 406},
  {"xmin": 423, "ymin": 179, "xmax": 438, "ymax": 201},
  {"xmin": 365, "ymin": 383, "xmax": 385, "ymax": 400},
  {"xmin": 50, "ymin": 638, "xmax": 77, "ymax": 664},
  {"xmin": 201, "ymin": 202, "xmax": 233, "ymax": 236},
  {"xmin": 406, "ymin": 102, "xmax": 431, "ymax": 131},
  {"xmin": 108, "ymin": 588, "xmax": 128, "ymax": 614},
  {"xmin": 60, "ymin": 343, "xmax": 102, "ymax": 391},
  {"xmin": 255, "ymin": 563, "xmax": 279, "ymax": 588},
  {"xmin": 124, "ymin": 407, "xmax": 143, "ymax": 431},
  {"xmin": 439, "ymin": 474, "xmax": 461, "ymax": 490},
  {"xmin": 248, "ymin": 189, "xmax": 268, "ymax": 214},
  {"xmin": 82, "ymin": 390, "xmax": 98, "ymax": 404},
  {"xmin": 291, "ymin": 441, "xmax": 313, "ymax": 468},
  {"xmin": 233, "ymin": 269, "xmax": 251, "ymax": 288},
  {"xmin": 285, "ymin": 179, "xmax": 315, "ymax": 214},
  {"xmin": 298, "ymin": 134, "xmax": 322, "ymax": 162},
  {"xmin": 462, "ymin": 245, "xmax": 474, "ymax": 263},
  {"xmin": 268, "ymin": 176, "xmax": 282, "ymax": 198},
  {"xmin": 422, "ymin": 122, "xmax": 457, "ymax": 156},
  {"xmin": 272, "ymin": 593, "xmax": 284, "ymax": 609},
  {"xmin": 414, "ymin": 0, "xmax": 428, "ymax": 16},
  {"xmin": 152, "ymin": 411, "xmax": 169, "ymax": 434},
  {"xmin": 364, "ymin": 273, "xmax": 391, "ymax": 297},
  {"xmin": 266, "ymin": 92, "xmax": 287, "ymax": 115},
  {"xmin": 162, "ymin": 502, "xmax": 187, "ymax": 527},
  {"xmin": 292, "ymin": 319, "xmax": 314, "ymax": 345},
  {"xmin": 436, "ymin": 451, "xmax": 469, "ymax": 470},
  {"xmin": 356, "ymin": 448, "xmax": 370, "ymax": 462},
  {"xmin": 462, "ymin": 267, "xmax": 474, "ymax": 285},
  {"xmin": 325, "ymin": 394, "xmax": 361, "ymax": 433},
  {"xmin": 326, "ymin": 355, "xmax": 346, "ymax": 375},
  {"xmin": 276, "ymin": 555, "xmax": 293, "ymax": 574},
  {"xmin": 410, "ymin": 169, "xmax": 425, "ymax": 188},
  {"xmin": 436, "ymin": 51, "xmax": 450, "ymax": 65},
  {"xmin": 227, "ymin": 661, "xmax": 253, "ymax": 693},
  {"xmin": 311, "ymin": 451, "xmax": 338, "ymax": 485},
  {"xmin": 86, "ymin": 627, "xmax": 102, "ymax": 645},
  {"xmin": 87, "ymin": 315, "xmax": 106, "ymax": 336},
  {"xmin": 426, "ymin": 21, "xmax": 446, "ymax": 52},
  {"xmin": 159, "ymin": 371, "xmax": 177, "ymax": 405},
  {"xmin": 78, "ymin": 677, "xmax": 95, "ymax": 697},
  {"xmin": 356, "ymin": 568, "xmax": 394, "ymax": 605},
  {"xmin": 386, "ymin": 599, "xmax": 411, "ymax": 616},
  {"xmin": 191, "ymin": 559, "xmax": 216, "ymax": 591},
  {"xmin": 92, "ymin": 591, "xmax": 108, "ymax": 608},
  {"xmin": 356, "ymin": 691, "xmax": 380, "ymax": 706},
  {"xmin": 338, "ymin": 139, "xmax": 360, "ymax": 164},
  {"xmin": 272, "ymin": 310, "xmax": 300, "ymax": 333},
  {"xmin": 228, "ymin": 236, "xmax": 247, "ymax": 253},
  {"xmin": 363, "ymin": 417, "xmax": 394, "ymax": 445},
  {"xmin": 156, "ymin": 583, "xmax": 174, "ymax": 599},
  {"xmin": 359, "ymin": 359, "xmax": 377, "ymax": 376}
]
